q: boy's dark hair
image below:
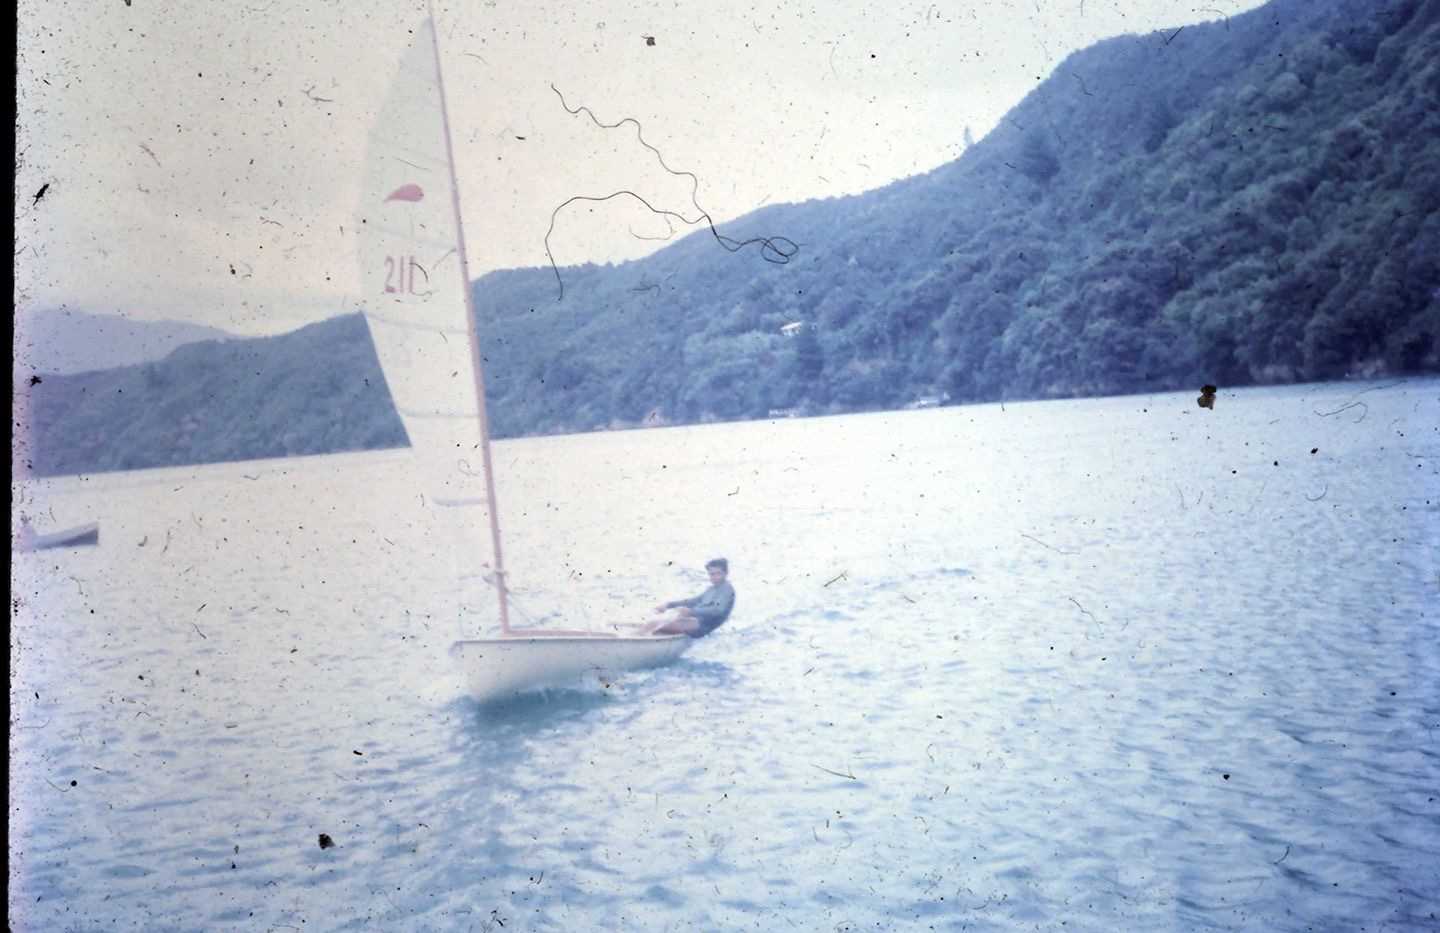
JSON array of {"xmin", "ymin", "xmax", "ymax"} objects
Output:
[{"xmin": 706, "ymin": 558, "xmax": 728, "ymax": 573}]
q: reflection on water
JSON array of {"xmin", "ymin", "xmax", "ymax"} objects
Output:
[
  {"xmin": 455, "ymin": 685, "xmax": 620, "ymax": 726},
  {"xmin": 9, "ymin": 381, "xmax": 1439, "ymax": 931}
]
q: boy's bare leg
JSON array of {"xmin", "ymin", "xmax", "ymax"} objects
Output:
[
  {"xmin": 650, "ymin": 616, "xmax": 701, "ymax": 636},
  {"xmin": 616, "ymin": 606, "xmax": 677, "ymax": 634}
]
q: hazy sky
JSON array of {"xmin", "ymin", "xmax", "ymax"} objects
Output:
[{"xmin": 16, "ymin": 0, "xmax": 1264, "ymax": 337}]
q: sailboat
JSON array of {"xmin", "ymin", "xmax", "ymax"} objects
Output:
[
  {"xmin": 357, "ymin": 13, "xmax": 693, "ymax": 702},
  {"xmin": 16, "ymin": 518, "xmax": 100, "ymax": 552}
]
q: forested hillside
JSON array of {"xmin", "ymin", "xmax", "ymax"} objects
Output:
[
  {"xmin": 20, "ymin": 0, "xmax": 1438, "ymax": 475},
  {"xmin": 20, "ymin": 315, "xmax": 404, "ymax": 476},
  {"xmin": 474, "ymin": 0, "xmax": 1438, "ymax": 434}
]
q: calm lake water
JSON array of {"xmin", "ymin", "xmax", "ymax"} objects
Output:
[{"xmin": 9, "ymin": 380, "xmax": 1439, "ymax": 932}]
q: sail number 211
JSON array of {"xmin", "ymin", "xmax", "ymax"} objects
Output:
[{"xmin": 384, "ymin": 255, "xmax": 429, "ymax": 295}]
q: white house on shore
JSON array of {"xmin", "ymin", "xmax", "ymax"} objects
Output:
[{"xmin": 905, "ymin": 393, "xmax": 952, "ymax": 410}]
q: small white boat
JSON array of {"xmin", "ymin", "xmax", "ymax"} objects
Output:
[
  {"xmin": 17, "ymin": 521, "xmax": 99, "ymax": 552},
  {"xmin": 450, "ymin": 633, "xmax": 693, "ymax": 702},
  {"xmin": 359, "ymin": 11, "xmax": 693, "ymax": 702}
]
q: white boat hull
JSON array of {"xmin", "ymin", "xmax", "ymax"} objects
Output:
[
  {"xmin": 450, "ymin": 633, "xmax": 694, "ymax": 702},
  {"xmin": 17, "ymin": 521, "xmax": 100, "ymax": 552}
]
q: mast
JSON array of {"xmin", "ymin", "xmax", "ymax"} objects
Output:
[{"xmin": 425, "ymin": 9, "xmax": 511, "ymax": 634}]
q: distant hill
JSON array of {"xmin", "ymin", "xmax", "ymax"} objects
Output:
[
  {"xmin": 15, "ymin": 308, "xmax": 235, "ymax": 375},
  {"xmin": 18, "ymin": 0, "xmax": 1440, "ymax": 476},
  {"xmin": 20, "ymin": 315, "xmax": 405, "ymax": 477}
]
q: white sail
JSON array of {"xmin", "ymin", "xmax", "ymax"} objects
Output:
[{"xmin": 357, "ymin": 18, "xmax": 490, "ymax": 511}]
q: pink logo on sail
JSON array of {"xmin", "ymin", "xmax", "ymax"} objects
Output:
[{"xmin": 385, "ymin": 184, "xmax": 424, "ymax": 203}]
